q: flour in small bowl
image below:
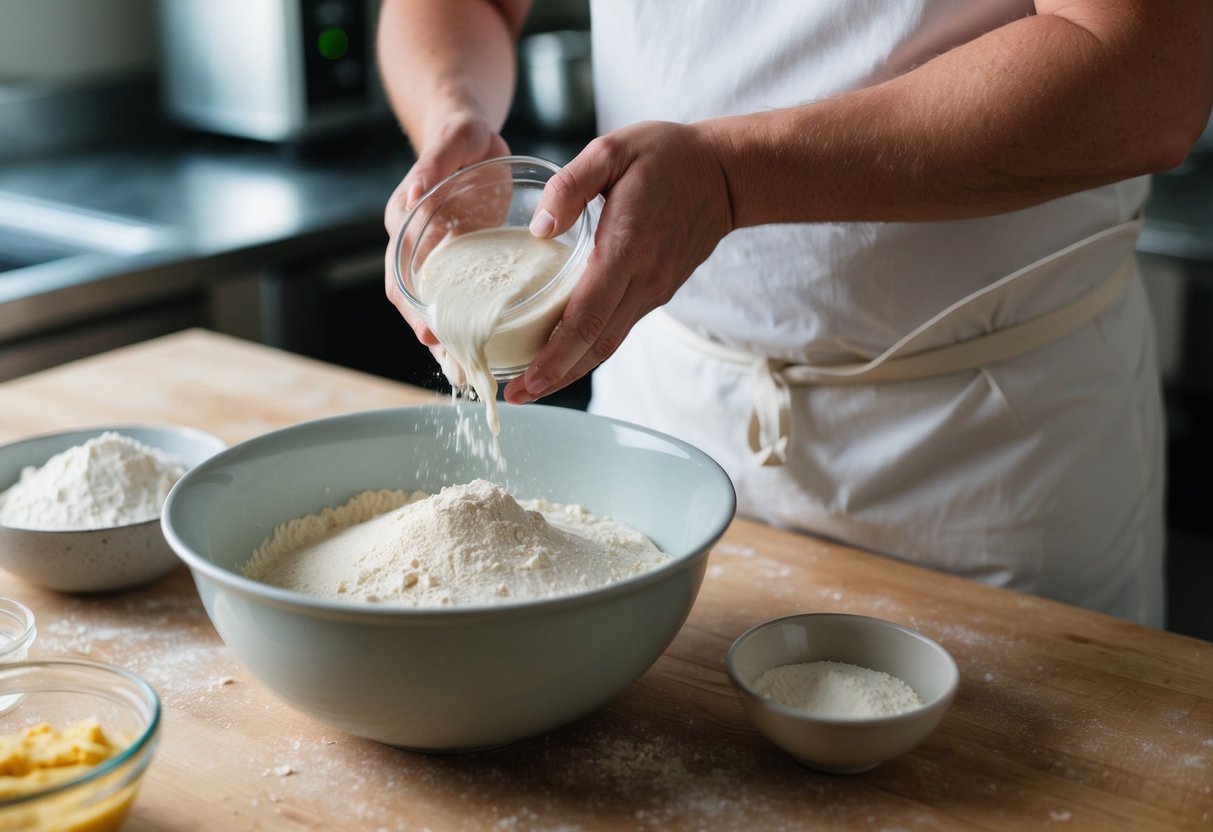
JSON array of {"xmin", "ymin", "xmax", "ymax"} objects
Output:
[
  {"xmin": 753, "ymin": 660, "xmax": 923, "ymax": 719},
  {"xmin": 242, "ymin": 479, "xmax": 670, "ymax": 606},
  {"xmin": 0, "ymin": 432, "xmax": 187, "ymax": 531}
]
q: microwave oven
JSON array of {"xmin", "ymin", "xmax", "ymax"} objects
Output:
[{"xmin": 157, "ymin": 0, "xmax": 389, "ymax": 142}]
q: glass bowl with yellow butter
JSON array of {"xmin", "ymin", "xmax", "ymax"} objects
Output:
[{"xmin": 0, "ymin": 660, "xmax": 159, "ymax": 831}]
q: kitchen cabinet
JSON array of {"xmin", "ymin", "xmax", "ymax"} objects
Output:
[
  {"xmin": 1136, "ymin": 151, "xmax": 1213, "ymax": 640},
  {"xmin": 0, "ymin": 294, "xmax": 206, "ymax": 382}
]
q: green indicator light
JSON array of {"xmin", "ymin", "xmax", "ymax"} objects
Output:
[{"xmin": 318, "ymin": 26, "xmax": 349, "ymax": 60}]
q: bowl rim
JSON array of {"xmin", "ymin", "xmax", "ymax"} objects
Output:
[
  {"xmin": 0, "ymin": 658, "xmax": 161, "ymax": 809},
  {"xmin": 0, "ymin": 596, "xmax": 35, "ymax": 661},
  {"xmin": 0, "ymin": 423, "xmax": 227, "ymax": 534},
  {"xmin": 392, "ymin": 154, "xmax": 600, "ymax": 321},
  {"xmin": 162, "ymin": 403, "xmax": 738, "ymax": 623},
  {"xmin": 725, "ymin": 612, "xmax": 960, "ymax": 725}
]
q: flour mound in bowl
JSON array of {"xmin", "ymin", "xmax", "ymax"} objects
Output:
[
  {"xmin": 242, "ymin": 479, "xmax": 671, "ymax": 606},
  {"xmin": 0, "ymin": 431, "xmax": 187, "ymax": 531}
]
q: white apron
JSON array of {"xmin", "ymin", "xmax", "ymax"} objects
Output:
[{"xmin": 587, "ymin": 0, "xmax": 1166, "ymax": 626}]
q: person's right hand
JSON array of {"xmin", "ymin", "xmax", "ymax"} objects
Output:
[
  {"xmin": 383, "ymin": 115, "xmax": 511, "ymax": 363},
  {"xmin": 502, "ymin": 119, "xmax": 735, "ymax": 404}
]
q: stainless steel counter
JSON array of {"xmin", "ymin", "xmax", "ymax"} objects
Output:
[
  {"xmin": 0, "ymin": 129, "xmax": 410, "ymax": 344},
  {"xmin": 0, "ymin": 125, "xmax": 587, "ymax": 379}
]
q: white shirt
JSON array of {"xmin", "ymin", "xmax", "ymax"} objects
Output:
[
  {"xmin": 586, "ymin": 0, "xmax": 1166, "ymax": 626},
  {"xmin": 590, "ymin": 0, "xmax": 1150, "ymax": 363}
]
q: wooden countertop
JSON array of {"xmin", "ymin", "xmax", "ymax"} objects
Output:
[{"xmin": 0, "ymin": 329, "xmax": 1210, "ymax": 831}]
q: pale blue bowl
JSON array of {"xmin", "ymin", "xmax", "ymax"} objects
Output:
[{"xmin": 162, "ymin": 404, "xmax": 735, "ymax": 751}]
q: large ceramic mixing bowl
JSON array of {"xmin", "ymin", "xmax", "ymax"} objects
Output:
[{"xmin": 162, "ymin": 404, "xmax": 735, "ymax": 751}]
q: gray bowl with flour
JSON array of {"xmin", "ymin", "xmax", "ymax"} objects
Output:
[
  {"xmin": 161, "ymin": 404, "xmax": 736, "ymax": 751},
  {"xmin": 0, "ymin": 425, "xmax": 227, "ymax": 592}
]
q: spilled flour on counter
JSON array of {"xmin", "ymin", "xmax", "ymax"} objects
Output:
[
  {"xmin": 242, "ymin": 479, "xmax": 669, "ymax": 606},
  {"xmin": 0, "ymin": 431, "xmax": 186, "ymax": 530}
]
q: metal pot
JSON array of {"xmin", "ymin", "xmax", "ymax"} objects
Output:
[{"xmin": 517, "ymin": 30, "xmax": 595, "ymax": 136}]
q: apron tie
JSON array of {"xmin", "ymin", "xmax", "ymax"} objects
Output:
[
  {"xmin": 654, "ymin": 217, "xmax": 1142, "ymax": 467},
  {"xmin": 748, "ymin": 357, "xmax": 793, "ymax": 465}
]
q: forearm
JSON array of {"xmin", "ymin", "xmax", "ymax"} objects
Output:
[
  {"xmin": 705, "ymin": 2, "xmax": 1213, "ymax": 227},
  {"xmin": 377, "ymin": 0, "xmax": 528, "ymax": 151}
]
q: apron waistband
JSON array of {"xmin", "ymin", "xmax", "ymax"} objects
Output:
[{"xmin": 654, "ymin": 219, "xmax": 1142, "ymax": 466}]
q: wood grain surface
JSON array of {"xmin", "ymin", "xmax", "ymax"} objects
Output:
[{"xmin": 0, "ymin": 329, "xmax": 1209, "ymax": 831}]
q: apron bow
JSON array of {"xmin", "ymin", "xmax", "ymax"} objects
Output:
[{"xmin": 747, "ymin": 357, "xmax": 793, "ymax": 466}]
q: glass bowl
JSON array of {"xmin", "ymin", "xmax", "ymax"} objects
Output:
[
  {"xmin": 393, "ymin": 154, "xmax": 602, "ymax": 381},
  {"xmin": 0, "ymin": 660, "xmax": 160, "ymax": 831},
  {"xmin": 0, "ymin": 597, "xmax": 35, "ymax": 665}
]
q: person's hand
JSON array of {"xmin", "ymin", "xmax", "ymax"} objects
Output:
[
  {"xmin": 503, "ymin": 120, "xmax": 734, "ymax": 404},
  {"xmin": 383, "ymin": 116, "xmax": 510, "ymax": 360}
]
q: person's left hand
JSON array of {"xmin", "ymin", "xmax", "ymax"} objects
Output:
[
  {"xmin": 382, "ymin": 115, "xmax": 509, "ymax": 377},
  {"xmin": 501, "ymin": 120, "xmax": 734, "ymax": 403}
]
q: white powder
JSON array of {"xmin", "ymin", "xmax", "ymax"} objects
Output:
[
  {"xmin": 752, "ymin": 660, "xmax": 923, "ymax": 719},
  {"xmin": 242, "ymin": 479, "xmax": 670, "ymax": 606},
  {"xmin": 0, "ymin": 431, "xmax": 187, "ymax": 531},
  {"xmin": 418, "ymin": 227, "xmax": 575, "ymax": 436}
]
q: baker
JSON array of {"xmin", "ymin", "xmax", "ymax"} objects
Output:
[{"xmin": 378, "ymin": 0, "xmax": 1213, "ymax": 627}]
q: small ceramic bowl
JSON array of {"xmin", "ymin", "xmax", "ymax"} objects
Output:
[
  {"xmin": 0, "ymin": 425, "xmax": 226, "ymax": 592},
  {"xmin": 726, "ymin": 612, "xmax": 959, "ymax": 774},
  {"xmin": 394, "ymin": 155, "xmax": 603, "ymax": 380},
  {"xmin": 0, "ymin": 660, "xmax": 160, "ymax": 831}
]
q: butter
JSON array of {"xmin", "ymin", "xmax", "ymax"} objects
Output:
[{"xmin": 0, "ymin": 719, "xmax": 137, "ymax": 832}]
